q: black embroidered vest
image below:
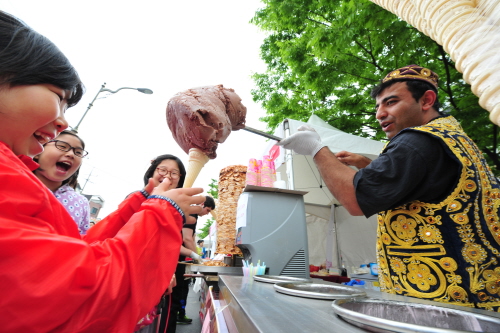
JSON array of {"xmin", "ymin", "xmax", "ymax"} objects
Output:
[{"xmin": 377, "ymin": 116, "xmax": 500, "ymax": 311}]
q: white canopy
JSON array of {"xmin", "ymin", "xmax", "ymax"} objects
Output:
[
  {"xmin": 271, "ymin": 114, "xmax": 384, "ymax": 208},
  {"xmin": 267, "ymin": 115, "xmax": 385, "ymax": 271}
]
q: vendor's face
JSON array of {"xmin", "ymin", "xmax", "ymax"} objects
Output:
[
  {"xmin": 375, "ymin": 82, "xmax": 425, "ymax": 139},
  {"xmin": 199, "ymin": 206, "xmax": 212, "ymax": 217}
]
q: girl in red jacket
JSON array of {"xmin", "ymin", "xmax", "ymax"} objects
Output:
[{"xmin": 0, "ymin": 10, "xmax": 204, "ymax": 333}]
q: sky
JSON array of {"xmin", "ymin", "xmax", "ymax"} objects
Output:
[{"xmin": 2, "ymin": 0, "xmax": 272, "ymax": 231}]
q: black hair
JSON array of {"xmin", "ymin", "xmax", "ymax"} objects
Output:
[
  {"xmin": 204, "ymin": 196, "xmax": 216, "ymax": 209},
  {"xmin": 370, "ymin": 79, "xmax": 441, "ymax": 113},
  {"xmin": 197, "ymin": 240, "xmax": 204, "ymax": 245},
  {"xmin": 143, "ymin": 154, "xmax": 186, "ymax": 188},
  {"xmin": 0, "ymin": 11, "xmax": 84, "ymax": 107}
]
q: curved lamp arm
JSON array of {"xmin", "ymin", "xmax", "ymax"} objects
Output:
[
  {"xmin": 102, "ymin": 87, "xmax": 153, "ymax": 94},
  {"xmin": 72, "ymin": 82, "xmax": 153, "ymax": 132}
]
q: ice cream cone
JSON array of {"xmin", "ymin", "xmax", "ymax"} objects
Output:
[
  {"xmin": 489, "ymin": 103, "xmax": 500, "ymax": 126},
  {"xmin": 183, "ymin": 148, "xmax": 210, "ymax": 188}
]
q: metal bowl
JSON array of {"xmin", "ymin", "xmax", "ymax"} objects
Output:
[
  {"xmin": 274, "ymin": 282, "xmax": 367, "ymax": 300},
  {"xmin": 253, "ymin": 275, "xmax": 312, "ymax": 284},
  {"xmin": 332, "ymin": 298, "xmax": 500, "ymax": 333}
]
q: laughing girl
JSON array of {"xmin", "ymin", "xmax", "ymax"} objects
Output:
[
  {"xmin": 34, "ymin": 130, "xmax": 91, "ymax": 235},
  {"xmin": 0, "ymin": 10, "xmax": 204, "ymax": 332}
]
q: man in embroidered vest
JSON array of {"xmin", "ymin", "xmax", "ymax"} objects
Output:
[{"xmin": 278, "ymin": 64, "xmax": 500, "ymax": 311}]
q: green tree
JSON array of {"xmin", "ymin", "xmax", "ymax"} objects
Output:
[
  {"xmin": 197, "ymin": 220, "xmax": 214, "ymax": 240},
  {"xmin": 251, "ymin": 0, "xmax": 500, "ymax": 173},
  {"xmin": 206, "ymin": 178, "xmax": 218, "ymax": 200},
  {"xmin": 198, "ymin": 179, "xmax": 218, "ymax": 239}
]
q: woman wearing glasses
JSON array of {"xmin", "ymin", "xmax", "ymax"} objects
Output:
[
  {"xmin": 34, "ymin": 130, "xmax": 91, "ymax": 235},
  {"xmin": 143, "ymin": 154, "xmax": 186, "ymax": 189},
  {"xmin": 135, "ymin": 154, "xmax": 186, "ymax": 332}
]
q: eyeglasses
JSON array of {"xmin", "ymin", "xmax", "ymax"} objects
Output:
[
  {"xmin": 48, "ymin": 140, "xmax": 88, "ymax": 158},
  {"xmin": 156, "ymin": 168, "xmax": 181, "ymax": 180}
]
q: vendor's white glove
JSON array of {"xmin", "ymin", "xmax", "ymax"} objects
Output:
[
  {"xmin": 190, "ymin": 251, "xmax": 202, "ymax": 264},
  {"xmin": 277, "ymin": 125, "xmax": 325, "ymax": 157}
]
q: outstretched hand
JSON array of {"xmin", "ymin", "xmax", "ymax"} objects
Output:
[
  {"xmin": 151, "ymin": 179, "xmax": 204, "ymax": 219},
  {"xmin": 143, "ymin": 178, "xmax": 157, "ymax": 196},
  {"xmin": 277, "ymin": 125, "xmax": 325, "ymax": 157},
  {"xmin": 335, "ymin": 151, "xmax": 372, "ymax": 169}
]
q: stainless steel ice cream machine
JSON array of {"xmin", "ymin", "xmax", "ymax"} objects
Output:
[{"xmin": 235, "ymin": 186, "xmax": 309, "ymax": 279}]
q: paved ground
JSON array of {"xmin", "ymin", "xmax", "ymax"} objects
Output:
[
  {"xmin": 176, "ymin": 284, "xmax": 202, "ymax": 333},
  {"xmin": 139, "ymin": 282, "xmax": 203, "ymax": 333}
]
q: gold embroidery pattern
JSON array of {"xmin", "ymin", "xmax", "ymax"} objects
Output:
[{"xmin": 377, "ymin": 116, "xmax": 500, "ymax": 311}]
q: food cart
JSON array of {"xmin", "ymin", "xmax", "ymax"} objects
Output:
[
  {"xmin": 216, "ymin": 275, "xmax": 500, "ymax": 333},
  {"xmin": 191, "ymin": 117, "xmax": 500, "ymax": 332}
]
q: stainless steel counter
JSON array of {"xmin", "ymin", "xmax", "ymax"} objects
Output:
[
  {"xmin": 191, "ymin": 265, "xmax": 243, "ymax": 275},
  {"xmin": 219, "ymin": 275, "xmax": 367, "ymax": 332},
  {"xmin": 218, "ymin": 275, "xmax": 500, "ymax": 333}
]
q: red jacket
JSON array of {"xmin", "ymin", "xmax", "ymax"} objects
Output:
[{"xmin": 0, "ymin": 141, "xmax": 183, "ymax": 332}]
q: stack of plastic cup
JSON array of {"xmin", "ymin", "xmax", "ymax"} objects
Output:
[{"xmin": 242, "ymin": 260, "xmax": 267, "ymax": 277}]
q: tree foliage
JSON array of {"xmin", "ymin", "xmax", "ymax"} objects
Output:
[
  {"xmin": 198, "ymin": 179, "xmax": 218, "ymax": 239},
  {"xmin": 251, "ymin": 0, "xmax": 500, "ymax": 173},
  {"xmin": 206, "ymin": 178, "xmax": 219, "ymax": 199},
  {"xmin": 197, "ymin": 219, "xmax": 214, "ymax": 240}
]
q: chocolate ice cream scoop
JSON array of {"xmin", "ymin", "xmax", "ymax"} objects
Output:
[{"xmin": 166, "ymin": 84, "xmax": 247, "ymax": 159}]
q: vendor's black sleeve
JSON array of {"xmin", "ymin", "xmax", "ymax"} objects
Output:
[
  {"xmin": 354, "ymin": 131, "xmax": 460, "ymax": 217},
  {"xmin": 183, "ymin": 219, "xmax": 197, "ymax": 235}
]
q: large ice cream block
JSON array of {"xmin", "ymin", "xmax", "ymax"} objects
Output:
[{"xmin": 166, "ymin": 84, "xmax": 247, "ymax": 159}]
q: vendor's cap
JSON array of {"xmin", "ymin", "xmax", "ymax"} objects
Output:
[{"xmin": 382, "ymin": 64, "xmax": 439, "ymax": 89}]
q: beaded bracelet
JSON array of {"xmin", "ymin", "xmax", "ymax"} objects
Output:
[{"xmin": 147, "ymin": 195, "xmax": 186, "ymax": 224}]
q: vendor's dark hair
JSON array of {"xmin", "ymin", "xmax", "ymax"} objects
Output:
[
  {"xmin": 204, "ymin": 196, "xmax": 216, "ymax": 209},
  {"xmin": 370, "ymin": 79, "xmax": 440, "ymax": 113},
  {"xmin": 143, "ymin": 154, "xmax": 186, "ymax": 188},
  {"xmin": 197, "ymin": 240, "xmax": 204, "ymax": 245},
  {"xmin": 0, "ymin": 11, "xmax": 84, "ymax": 107}
]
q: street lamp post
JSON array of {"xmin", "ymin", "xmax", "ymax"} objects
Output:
[{"xmin": 72, "ymin": 82, "xmax": 153, "ymax": 132}]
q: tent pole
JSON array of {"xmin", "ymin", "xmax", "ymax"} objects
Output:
[
  {"xmin": 333, "ymin": 205, "xmax": 343, "ymax": 271},
  {"xmin": 283, "ymin": 119, "xmax": 294, "ymax": 190},
  {"xmin": 326, "ymin": 204, "xmax": 335, "ymax": 270}
]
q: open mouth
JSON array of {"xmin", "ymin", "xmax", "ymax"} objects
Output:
[
  {"xmin": 381, "ymin": 122, "xmax": 392, "ymax": 130},
  {"xmin": 56, "ymin": 161, "xmax": 72, "ymax": 172},
  {"xmin": 34, "ymin": 132, "xmax": 52, "ymax": 145}
]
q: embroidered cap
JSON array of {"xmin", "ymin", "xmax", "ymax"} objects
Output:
[{"xmin": 382, "ymin": 64, "xmax": 439, "ymax": 89}]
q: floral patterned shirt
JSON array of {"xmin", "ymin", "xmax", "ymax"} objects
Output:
[{"xmin": 54, "ymin": 184, "xmax": 90, "ymax": 235}]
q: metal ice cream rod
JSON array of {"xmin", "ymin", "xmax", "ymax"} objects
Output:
[{"xmin": 243, "ymin": 126, "xmax": 282, "ymax": 141}]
